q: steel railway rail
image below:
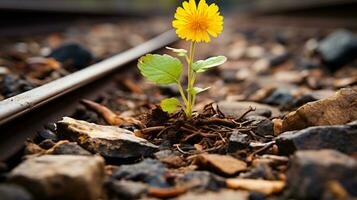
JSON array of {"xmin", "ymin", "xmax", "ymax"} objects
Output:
[{"xmin": 0, "ymin": 30, "xmax": 177, "ymax": 161}]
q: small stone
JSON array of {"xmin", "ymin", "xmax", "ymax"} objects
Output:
[
  {"xmin": 112, "ymin": 159, "xmax": 169, "ymax": 188},
  {"xmin": 228, "ymin": 132, "xmax": 249, "ymax": 153},
  {"xmin": 286, "ymin": 150, "xmax": 357, "ymax": 199},
  {"xmin": 263, "ymin": 88, "xmax": 294, "ymax": 107},
  {"xmin": 46, "ymin": 140, "xmax": 92, "ymax": 155},
  {"xmin": 268, "ymin": 53, "xmax": 290, "ymax": 67},
  {"xmin": 154, "ymin": 150, "xmax": 186, "ymax": 168},
  {"xmin": 57, "ymin": 117, "xmax": 158, "ymax": 159},
  {"xmin": 276, "ymin": 123, "xmax": 357, "ymax": 155},
  {"xmin": 177, "ymin": 171, "xmax": 226, "ymax": 191},
  {"xmin": 226, "ymin": 178, "xmax": 285, "ymax": 195},
  {"xmin": 317, "ymin": 29, "xmax": 357, "ymax": 71},
  {"xmin": 282, "ymin": 88, "xmax": 357, "ymax": 131},
  {"xmin": 37, "ymin": 129, "xmax": 58, "ymax": 141},
  {"xmin": 106, "ymin": 180, "xmax": 148, "ymax": 199},
  {"xmin": 8, "ymin": 155, "xmax": 105, "ymax": 200},
  {"xmin": 218, "ymin": 101, "xmax": 282, "ymax": 118},
  {"xmin": 0, "ymin": 184, "xmax": 32, "ymax": 200},
  {"xmin": 38, "ymin": 139, "xmax": 56, "ymax": 149},
  {"xmin": 194, "ymin": 154, "xmax": 247, "ymax": 176},
  {"xmin": 246, "ymin": 116, "xmax": 274, "ymax": 137},
  {"xmin": 176, "ymin": 189, "xmax": 249, "ymax": 200},
  {"xmin": 239, "ymin": 164, "xmax": 275, "ymax": 180},
  {"xmin": 49, "ymin": 43, "xmax": 94, "ymax": 70},
  {"xmin": 291, "ymin": 94, "xmax": 318, "ymax": 108}
]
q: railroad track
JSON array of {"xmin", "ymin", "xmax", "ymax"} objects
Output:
[{"xmin": 0, "ymin": 30, "xmax": 177, "ymax": 162}]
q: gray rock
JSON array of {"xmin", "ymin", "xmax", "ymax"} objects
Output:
[
  {"xmin": 218, "ymin": 101, "xmax": 282, "ymax": 118},
  {"xmin": 227, "ymin": 132, "xmax": 249, "ymax": 153},
  {"xmin": 57, "ymin": 117, "xmax": 158, "ymax": 159},
  {"xmin": 317, "ymin": 29, "xmax": 357, "ymax": 70},
  {"xmin": 177, "ymin": 171, "xmax": 226, "ymax": 191},
  {"xmin": 0, "ymin": 184, "xmax": 32, "ymax": 200},
  {"xmin": 8, "ymin": 155, "xmax": 105, "ymax": 200},
  {"xmin": 48, "ymin": 141, "xmax": 92, "ymax": 155},
  {"xmin": 246, "ymin": 115, "xmax": 274, "ymax": 137},
  {"xmin": 107, "ymin": 180, "xmax": 148, "ymax": 199},
  {"xmin": 49, "ymin": 43, "xmax": 94, "ymax": 70},
  {"xmin": 112, "ymin": 159, "xmax": 168, "ymax": 188},
  {"xmin": 287, "ymin": 150, "xmax": 357, "ymax": 199},
  {"xmin": 276, "ymin": 123, "xmax": 357, "ymax": 155},
  {"xmin": 264, "ymin": 88, "xmax": 294, "ymax": 107}
]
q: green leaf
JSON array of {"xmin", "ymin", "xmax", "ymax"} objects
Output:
[
  {"xmin": 188, "ymin": 86, "xmax": 211, "ymax": 96},
  {"xmin": 160, "ymin": 98, "xmax": 181, "ymax": 113},
  {"xmin": 193, "ymin": 56, "xmax": 227, "ymax": 73},
  {"xmin": 138, "ymin": 54, "xmax": 183, "ymax": 85},
  {"xmin": 166, "ymin": 47, "xmax": 187, "ymax": 57}
]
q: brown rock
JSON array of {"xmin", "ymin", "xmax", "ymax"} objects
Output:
[
  {"xmin": 8, "ymin": 155, "xmax": 105, "ymax": 200},
  {"xmin": 282, "ymin": 88, "xmax": 357, "ymax": 131},
  {"xmin": 194, "ymin": 154, "xmax": 247, "ymax": 176},
  {"xmin": 218, "ymin": 101, "xmax": 282, "ymax": 118},
  {"xmin": 226, "ymin": 178, "xmax": 285, "ymax": 195}
]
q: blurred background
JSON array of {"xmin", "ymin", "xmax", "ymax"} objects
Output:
[{"xmin": 0, "ymin": 0, "xmax": 356, "ymax": 99}]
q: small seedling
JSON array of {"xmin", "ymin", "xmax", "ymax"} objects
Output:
[{"xmin": 138, "ymin": 0, "xmax": 226, "ymax": 118}]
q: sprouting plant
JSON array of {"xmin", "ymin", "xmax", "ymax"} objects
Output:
[{"xmin": 138, "ymin": 0, "xmax": 226, "ymax": 118}]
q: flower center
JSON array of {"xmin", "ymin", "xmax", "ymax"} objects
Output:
[{"xmin": 189, "ymin": 16, "xmax": 209, "ymax": 32}]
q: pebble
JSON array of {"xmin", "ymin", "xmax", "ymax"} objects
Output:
[
  {"xmin": 268, "ymin": 52, "xmax": 290, "ymax": 67},
  {"xmin": 106, "ymin": 179, "xmax": 148, "ymax": 199},
  {"xmin": 263, "ymin": 88, "xmax": 294, "ymax": 107},
  {"xmin": 276, "ymin": 123, "xmax": 357, "ymax": 155},
  {"xmin": 46, "ymin": 140, "xmax": 92, "ymax": 155},
  {"xmin": 57, "ymin": 117, "xmax": 158, "ymax": 158},
  {"xmin": 282, "ymin": 88, "xmax": 357, "ymax": 131},
  {"xmin": 38, "ymin": 139, "xmax": 56, "ymax": 149},
  {"xmin": 112, "ymin": 159, "xmax": 169, "ymax": 188},
  {"xmin": 193, "ymin": 154, "xmax": 247, "ymax": 176},
  {"xmin": 0, "ymin": 75, "xmax": 33, "ymax": 98},
  {"xmin": 286, "ymin": 150, "xmax": 357, "ymax": 199},
  {"xmin": 227, "ymin": 132, "xmax": 249, "ymax": 153},
  {"xmin": 246, "ymin": 115, "xmax": 274, "ymax": 137},
  {"xmin": 8, "ymin": 155, "xmax": 105, "ymax": 200},
  {"xmin": 49, "ymin": 43, "xmax": 94, "ymax": 70},
  {"xmin": 0, "ymin": 184, "xmax": 33, "ymax": 200},
  {"xmin": 218, "ymin": 101, "xmax": 282, "ymax": 118},
  {"xmin": 177, "ymin": 171, "xmax": 226, "ymax": 191},
  {"xmin": 317, "ymin": 29, "xmax": 357, "ymax": 71},
  {"xmin": 36, "ymin": 129, "xmax": 58, "ymax": 141}
]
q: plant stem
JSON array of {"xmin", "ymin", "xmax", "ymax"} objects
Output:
[
  {"xmin": 176, "ymin": 81, "xmax": 188, "ymax": 106},
  {"xmin": 186, "ymin": 41, "xmax": 196, "ymax": 118}
]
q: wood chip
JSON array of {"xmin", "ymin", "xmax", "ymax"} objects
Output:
[
  {"xmin": 148, "ymin": 187, "xmax": 187, "ymax": 198},
  {"xmin": 194, "ymin": 154, "xmax": 247, "ymax": 176},
  {"xmin": 226, "ymin": 178, "xmax": 285, "ymax": 195}
]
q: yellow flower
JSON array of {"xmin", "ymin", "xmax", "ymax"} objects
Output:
[{"xmin": 172, "ymin": 0, "xmax": 223, "ymax": 43}]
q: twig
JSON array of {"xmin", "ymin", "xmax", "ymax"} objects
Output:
[
  {"xmin": 174, "ymin": 144, "xmax": 195, "ymax": 155},
  {"xmin": 246, "ymin": 141, "xmax": 276, "ymax": 162},
  {"xmin": 140, "ymin": 126, "xmax": 165, "ymax": 134},
  {"xmin": 235, "ymin": 106, "xmax": 256, "ymax": 122}
]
